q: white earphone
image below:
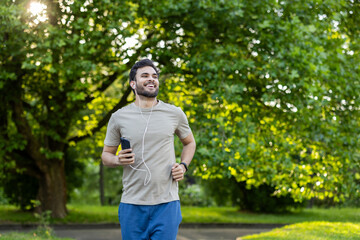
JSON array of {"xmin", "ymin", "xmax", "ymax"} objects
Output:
[{"xmin": 128, "ymin": 81, "xmax": 156, "ymax": 186}]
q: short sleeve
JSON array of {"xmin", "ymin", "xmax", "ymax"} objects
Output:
[
  {"xmin": 104, "ymin": 114, "xmax": 121, "ymax": 146},
  {"xmin": 175, "ymin": 108, "xmax": 192, "ymax": 140}
]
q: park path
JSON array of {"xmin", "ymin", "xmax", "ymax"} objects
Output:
[
  {"xmin": 55, "ymin": 228, "xmax": 271, "ymax": 240},
  {"xmin": 54, "ymin": 227, "xmax": 272, "ymax": 240}
]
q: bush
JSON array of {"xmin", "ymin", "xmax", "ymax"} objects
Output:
[
  {"xmin": 204, "ymin": 177, "xmax": 305, "ymax": 213},
  {"xmin": 179, "ymin": 184, "xmax": 213, "ymax": 206},
  {"xmin": 232, "ymin": 181, "xmax": 306, "ymax": 213},
  {"xmin": 0, "ymin": 188, "xmax": 9, "ymax": 205},
  {"xmin": 2, "ymin": 172, "xmax": 38, "ymax": 211}
]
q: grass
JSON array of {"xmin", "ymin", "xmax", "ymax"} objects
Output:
[
  {"xmin": 0, "ymin": 205, "xmax": 118, "ymax": 224},
  {"xmin": 57, "ymin": 205, "xmax": 119, "ymax": 224},
  {"xmin": 239, "ymin": 222, "xmax": 360, "ymax": 240},
  {"xmin": 0, "ymin": 205, "xmax": 37, "ymax": 224},
  {"xmin": 0, "ymin": 228, "xmax": 73, "ymax": 240},
  {"xmin": 0, "ymin": 205, "xmax": 360, "ymax": 224},
  {"xmin": 0, "ymin": 232, "xmax": 73, "ymax": 240},
  {"xmin": 181, "ymin": 206, "xmax": 360, "ymax": 224}
]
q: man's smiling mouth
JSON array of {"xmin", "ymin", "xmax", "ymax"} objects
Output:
[{"xmin": 145, "ymin": 82, "xmax": 156, "ymax": 88}]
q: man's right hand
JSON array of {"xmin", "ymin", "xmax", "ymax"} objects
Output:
[{"xmin": 116, "ymin": 148, "xmax": 135, "ymax": 165}]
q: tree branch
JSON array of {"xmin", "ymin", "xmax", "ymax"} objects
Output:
[
  {"xmin": 68, "ymin": 86, "xmax": 132, "ymax": 143},
  {"xmin": 10, "ymin": 98, "xmax": 45, "ymax": 169},
  {"xmin": 84, "ymin": 71, "xmax": 122, "ymax": 104},
  {"xmin": 8, "ymin": 150, "xmax": 43, "ymax": 179}
]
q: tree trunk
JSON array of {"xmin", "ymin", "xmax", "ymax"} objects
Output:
[
  {"xmin": 100, "ymin": 161, "xmax": 105, "ymax": 206},
  {"xmin": 37, "ymin": 159, "xmax": 67, "ymax": 218}
]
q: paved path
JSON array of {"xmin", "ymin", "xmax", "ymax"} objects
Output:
[
  {"xmin": 1, "ymin": 224, "xmax": 280, "ymax": 240},
  {"xmin": 54, "ymin": 227, "xmax": 273, "ymax": 240}
]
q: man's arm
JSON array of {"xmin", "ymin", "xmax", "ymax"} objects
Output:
[
  {"xmin": 172, "ymin": 133, "xmax": 196, "ymax": 181},
  {"xmin": 101, "ymin": 145, "xmax": 135, "ymax": 167}
]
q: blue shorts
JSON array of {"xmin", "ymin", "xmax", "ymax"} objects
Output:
[{"xmin": 118, "ymin": 200, "xmax": 182, "ymax": 240}]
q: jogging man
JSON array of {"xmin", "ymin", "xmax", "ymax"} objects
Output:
[{"xmin": 101, "ymin": 59, "xmax": 196, "ymax": 240}]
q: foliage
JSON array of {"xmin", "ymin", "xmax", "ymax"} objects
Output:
[
  {"xmin": 2, "ymin": 173, "xmax": 38, "ymax": 210},
  {"xmin": 0, "ymin": 0, "xmax": 142, "ymax": 217},
  {"xmin": 33, "ymin": 210, "xmax": 54, "ymax": 239},
  {"xmin": 0, "ymin": 188, "xmax": 9, "ymax": 205},
  {"xmin": 153, "ymin": 0, "xmax": 360, "ymax": 206},
  {"xmin": 241, "ymin": 222, "xmax": 360, "ymax": 240},
  {"xmin": 179, "ymin": 183, "xmax": 213, "ymax": 207},
  {"xmin": 341, "ymin": 197, "xmax": 360, "ymax": 208},
  {"xmin": 231, "ymin": 182, "xmax": 305, "ymax": 213},
  {"xmin": 1, "ymin": 0, "xmax": 359, "ymax": 217},
  {"xmin": 203, "ymin": 178, "xmax": 305, "ymax": 213},
  {"xmin": 69, "ymin": 159, "xmax": 123, "ymax": 206},
  {"xmin": 63, "ymin": 149, "xmax": 86, "ymax": 202}
]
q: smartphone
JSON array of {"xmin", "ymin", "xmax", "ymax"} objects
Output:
[{"xmin": 120, "ymin": 137, "xmax": 131, "ymax": 150}]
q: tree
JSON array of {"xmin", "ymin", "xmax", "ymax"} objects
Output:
[
  {"xmin": 136, "ymin": 0, "xmax": 360, "ymax": 204},
  {"xmin": 0, "ymin": 0, "xmax": 148, "ymax": 217},
  {"xmin": 1, "ymin": 0, "xmax": 359, "ymax": 217},
  {"xmin": 166, "ymin": 0, "xmax": 360, "ymax": 204}
]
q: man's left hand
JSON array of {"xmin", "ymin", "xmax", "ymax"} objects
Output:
[{"xmin": 171, "ymin": 163, "xmax": 185, "ymax": 182}]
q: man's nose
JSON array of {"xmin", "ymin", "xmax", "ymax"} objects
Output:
[{"xmin": 148, "ymin": 76, "xmax": 157, "ymax": 81}]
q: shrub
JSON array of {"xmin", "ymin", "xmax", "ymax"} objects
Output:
[
  {"xmin": 204, "ymin": 177, "xmax": 305, "ymax": 213},
  {"xmin": 179, "ymin": 184, "xmax": 213, "ymax": 206}
]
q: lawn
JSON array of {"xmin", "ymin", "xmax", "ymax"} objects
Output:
[
  {"xmin": 0, "ymin": 226, "xmax": 73, "ymax": 240},
  {"xmin": 181, "ymin": 207, "xmax": 360, "ymax": 224},
  {"xmin": 0, "ymin": 232, "xmax": 73, "ymax": 240},
  {"xmin": 239, "ymin": 222, "xmax": 360, "ymax": 240},
  {"xmin": 0, "ymin": 205, "xmax": 360, "ymax": 224}
]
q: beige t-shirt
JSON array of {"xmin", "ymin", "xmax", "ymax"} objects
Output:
[{"xmin": 104, "ymin": 100, "xmax": 192, "ymax": 205}]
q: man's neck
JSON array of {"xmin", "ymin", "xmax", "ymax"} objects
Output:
[{"xmin": 134, "ymin": 96, "xmax": 158, "ymax": 108}]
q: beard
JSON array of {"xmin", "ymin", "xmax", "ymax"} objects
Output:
[{"xmin": 135, "ymin": 81, "xmax": 159, "ymax": 98}]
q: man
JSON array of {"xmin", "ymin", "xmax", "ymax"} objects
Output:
[{"xmin": 101, "ymin": 59, "xmax": 196, "ymax": 240}]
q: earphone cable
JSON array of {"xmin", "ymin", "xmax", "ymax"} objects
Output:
[{"xmin": 129, "ymin": 95, "xmax": 157, "ymax": 186}]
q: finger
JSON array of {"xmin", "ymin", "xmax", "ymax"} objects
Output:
[
  {"xmin": 118, "ymin": 155, "xmax": 134, "ymax": 165},
  {"xmin": 173, "ymin": 175, "xmax": 184, "ymax": 182},
  {"xmin": 120, "ymin": 158, "xmax": 134, "ymax": 165},
  {"xmin": 172, "ymin": 170, "xmax": 181, "ymax": 176},
  {"xmin": 121, "ymin": 148, "xmax": 132, "ymax": 153},
  {"xmin": 171, "ymin": 169, "xmax": 180, "ymax": 177},
  {"xmin": 172, "ymin": 170, "xmax": 184, "ymax": 179},
  {"xmin": 121, "ymin": 155, "xmax": 134, "ymax": 161},
  {"xmin": 172, "ymin": 171, "xmax": 183, "ymax": 179},
  {"xmin": 119, "ymin": 153, "xmax": 135, "ymax": 160},
  {"xmin": 122, "ymin": 153, "xmax": 135, "ymax": 158},
  {"xmin": 172, "ymin": 166, "xmax": 184, "ymax": 174},
  {"xmin": 172, "ymin": 163, "xmax": 180, "ymax": 169}
]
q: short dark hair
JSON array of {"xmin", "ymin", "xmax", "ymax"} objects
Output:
[{"xmin": 129, "ymin": 59, "xmax": 159, "ymax": 83}]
